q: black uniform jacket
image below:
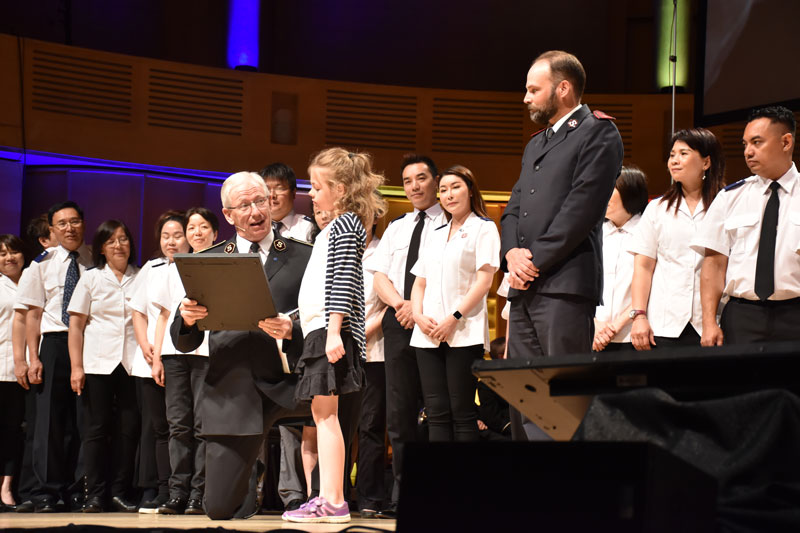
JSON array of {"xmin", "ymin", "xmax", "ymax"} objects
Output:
[
  {"xmin": 500, "ymin": 104, "xmax": 624, "ymax": 303},
  {"xmin": 170, "ymin": 235, "xmax": 312, "ymax": 436}
]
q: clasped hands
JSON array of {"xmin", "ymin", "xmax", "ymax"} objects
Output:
[
  {"xmin": 506, "ymin": 248, "xmax": 539, "ymax": 290},
  {"xmin": 179, "ymin": 298, "xmax": 292, "ymax": 340}
]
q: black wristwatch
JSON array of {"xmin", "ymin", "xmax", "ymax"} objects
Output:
[{"xmin": 452, "ymin": 310, "xmax": 463, "ymax": 320}]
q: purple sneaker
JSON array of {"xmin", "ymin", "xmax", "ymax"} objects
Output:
[{"xmin": 281, "ymin": 497, "xmax": 351, "ymax": 523}]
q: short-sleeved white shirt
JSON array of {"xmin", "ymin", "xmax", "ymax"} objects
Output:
[
  {"xmin": 364, "ymin": 204, "xmax": 447, "ymax": 298},
  {"xmin": 299, "ymin": 224, "xmax": 331, "ymax": 336},
  {"xmin": 152, "ymin": 262, "xmax": 209, "ymax": 356},
  {"xmin": 276, "ymin": 210, "xmax": 316, "ymax": 244},
  {"xmin": 410, "ymin": 213, "xmax": 500, "ymax": 350},
  {"xmin": 0, "ymin": 274, "xmax": 20, "ymax": 381},
  {"xmin": 68, "ymin": 264, "xmax": 139, "ymax": 375},
  {"xmin": 628, "ymin": 198, "xmax": 706, "ymax": 338},
  {"xmin": 129, "ymin": 258, "xmax": 170, "ymax": 377},
  {"xmin": 691, "ymin": 164, "xmax": 800, "ymax": 301},
  {"xmin": 363, "ymin": 237, "xmax": 385, "ymax": 363},
  {"xmin": 596, "ymin": 215, "xmax": 641, "ymax": 343},
  {"xmin": 15, "ymin": 244, "xmax": 93, "ymax": 334}
]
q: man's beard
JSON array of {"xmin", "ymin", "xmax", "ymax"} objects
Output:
[{"xmin": 529, "ymin": 89, "xmax": 557, "ymax": 125}]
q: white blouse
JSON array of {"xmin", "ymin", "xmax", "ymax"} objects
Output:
[
  {"xmin": 128, "ymin": 258, "xmax": 171, "ymax": 378},
  {"xmin": 152, "ymin": 262, "xmax": 209, "ymax": 356},
  {"xmin": 410, "ymin": 212, "xmax": 500, "ymax": 350},
  {"xmin": 363, "ymin": 237, "xmax": 385, "ymax": 363},
  {"xmin": 596, "ymin": 215, "xmax": 641, "ymax": 343},
  {"xmin": 67, "ymin": 264, "xmax": 139, "ymax": 375},
  {"xmin": 628, "ymin": 197, "xmax": 706, "ymax": 338},
  {"xmin": 0, "ymin": 274, "xmax": 20, "ymax": 381}
]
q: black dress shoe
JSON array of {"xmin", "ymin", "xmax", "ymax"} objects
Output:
[
  {"xmin": 360, "ymin": 508, "xmax": 379, "ymax": 518},
  {"xmin": 375, "ymin": 506, "xmax": 397, "ymax": 519},
  {"xmin": 0, "ymin": 503, "xmax": 16, "ymax": 512},
  {"xmin": 82, "ymin": 497, "xmax": 104, "ymax": 513},
  {"xmin": 184, "ymin": 498, "xmax": 204, "ymax": 515},
  {"xmin": 111, "ymin": 496, "xmax": 137, "ymax": 513},
  {"xmin": 15, "ymin": 500, "xmax": 34, "ymax": 513},
  {"xmin": 34, "ymin": 499, "xmax": 56, "ymax": 513},
  {"xmin": 285, "ymin": 498, "xmax": 305, "ymax": 511},
  {"xmin": 158, "ymin": 497, "xmax": 186, "ymax": 515}
]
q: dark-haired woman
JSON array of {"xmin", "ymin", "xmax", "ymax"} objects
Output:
[
  {"xmin": 629, "ymin": 128, "xmax": 725, "ymax": 350},
  {"xmin": 593, "ymin": 166, "xmax": 649, "ymax": 351},
  {"xmin": 129, "ymin": 211, "xmax": 188, "ymax": 512},
  {"xmin": 67, "ymin": 220, "xmax": 140, "ymax": 512},
  {"xmin": 410, "ymin": 165, "xmax": 500, "ymax": 442},
  {"xmin": 0, "ymin": 235, "xmax": 27, "ymax": 510},
  {"xmin": 151, "ymin": 207, "xmax": 218, "ymax": 515}
]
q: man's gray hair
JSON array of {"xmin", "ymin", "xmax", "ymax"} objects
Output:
[{"xmin": 221, "ymin": 171, "xmax": 269, "ymax": 208}]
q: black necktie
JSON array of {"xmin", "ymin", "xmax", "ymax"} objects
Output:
[
  {"xmin": 249, "ymin": 242, "xmax": 260, "ymax": 254},
  {"xmin": 543, "ymin": 127, "xmax": 554, "ymax": 145},
  {"xmin": 754, "ymin": 181, "xmax": 780, "ymax": 301},
  {"xmin": 404, "ymin": 211, "xmax": 426, "ymax": 300},
  {"xmin": 62, "ymin": 251, "xmax": 80, "ymax": 326},
  {"xmin": 273, "ymin": 221, "xmax": 284, "ymax": 235}
]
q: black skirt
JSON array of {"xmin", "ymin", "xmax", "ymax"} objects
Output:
[{"xmin": 294, "ymin": 327, "xmax": 364, "ymax": 402}]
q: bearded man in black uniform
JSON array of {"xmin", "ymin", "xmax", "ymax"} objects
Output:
[
  {"xmin": 171, "ymin": 171, "xmax": 312, "ymax": 519},
  {"xmin": 500, "ymin": 51, "xmax": 624, "ymax": 440}
]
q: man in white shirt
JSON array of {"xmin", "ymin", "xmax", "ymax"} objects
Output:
[
  {"xmin": 259, "ymin": 163, "xmax": 316, "ymax": 243},
  {"xmin": 15, "ymin": 201, "xmax": 92, "ymax": 512},
  {"xmin": 365, "ymin": 154, "xmax": 447, "ymax": 517},
  {"xmin": 693, "ymin": 106, "xmax": 800, "ymax": 345}
]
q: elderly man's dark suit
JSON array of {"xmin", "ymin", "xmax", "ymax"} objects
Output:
[
  {"xmin": 501, "ymin": 104, "xmax": 623, "ymax": 437},
  {"xmin": 170, "ymin": 236, "xmax": 311, "ymax": 519}
]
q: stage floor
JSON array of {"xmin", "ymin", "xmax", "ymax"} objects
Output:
[{"xmin": 0, "ymin": 511, "xmax": 397, "ymax": 532}]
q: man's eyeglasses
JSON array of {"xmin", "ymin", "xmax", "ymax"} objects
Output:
[
  {"xmin": 53, "ymin": 219, "xmax": 83, "ymax": 230},
  {"xmin": 226, "ymin": 198, "xmax": 269, "ymax": 214}
]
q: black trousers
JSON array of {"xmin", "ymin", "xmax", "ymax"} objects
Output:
[
  {"xmin": 204, "ymin": 400, "xmax": 311, "ymax": 520},
  {"xmin": 17, "ymin": 387, "xmax": 37, "ymax": 502},
  {"xmin": 0, "ymin": 381, "xmax": 25, "ymax": 476},
  {"xmin": 721, "ymin": 297, "xmax": 800, "ymax": 344},
  {"xmin": 162, "ymin": 354, "xmax": 208, "ymax": 501},
  {"xmin": 508, "ymin": 291, "xmax": 594, "ymax": 442},
  {"xmin": 357, "ymin": 361, "xmax": 387, "ymax": 510},
  {"xmin": 416, "ymin": 344, "xmax": 484, "ymax": 442},
  {"xmin": 32, "ymin": 333, "xmax": 80, "ymax": 502},
  {"xmin": 654, "ymin": 322, "xmax": 701, "ymax": 348},
  {"xmin": 137, "ymin": 377, "xmax": 169, "ymax": 498},
  {"xmin": 382, "ymin": 309, "xmax": 424, "ymax": 504},
  {"xmin": 82, "ymin": 364, "xmax": 139, "ymax": 500}
]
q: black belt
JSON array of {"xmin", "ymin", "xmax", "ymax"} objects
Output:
[
  {"xmin": 42, "ymin": 331, "xmax": 69, "ymax": 338},
  {"xmin": 729, "ymin": 296, "xmax": 800, "ymax": 308}
]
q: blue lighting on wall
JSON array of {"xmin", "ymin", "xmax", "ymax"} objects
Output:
[{"xmin": 227, "ymin": 0, "xmax": 260, "ymax": 70}]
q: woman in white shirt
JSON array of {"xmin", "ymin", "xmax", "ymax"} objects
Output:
[
  {"xmin": 0, "ymin": 234, "xmax": 27, "ymax": 510},
  {"xmin": 593, "ymin": 166, "xmax": 649, "ymax": 351},
  {"xmin": 151, "ymin": 207, "xmax": 217, "ymax": 515},
  {"xmin": 67, "ymin": 220, "xmax": 140, "ymax": 512},
  {"xmin": 130, "ymin": 210, "xmax": 189, "ymax": 512},
  {"xmin": 411, "ymin": 165, "xmax": 500, "ymax": 441},
  {"xmin": 629, "ymin": 128, "xmax": 725, "ymax": 350}
]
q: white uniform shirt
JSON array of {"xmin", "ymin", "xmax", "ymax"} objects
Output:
[
  {"xmin": 15, "ymin": 244, "xmax": 93, "ymax": 333},
  {"xmin": 129, "ymin": 258, "xmax": 170, "ymax": 378},
  {"xmin": 410, "ymin": 213, "xmax": 500, "ymax": 350},
  {"xmin": 276, "ymin": 210, "xmax": 316, "ymax": 243},
  {"xmin": 67, "ymin": 264, "xmax": 139, "ymax": 375},
  {"xmin": 152, "ymin": 262, "xmax": 209, "ymax": 356},
  {"xmin": 363, "ymin": 237, "xmax": 385, "ymax": 363},
  {"xmin": 0, "ymin": 274, "xmax": 20, "ymax": 381},
  {"xmin": 628, "ymin": 198, "xmax": 706, "ymax": 338},
  {"xmin": 691, "ymin": 164, "xmax": 800, "ymax": 301},
  {"xmin": 596, "ymin": 215, "xmax": 641, "ymax": 343},
  {"xmin": 364, "ymin": 203, "xmax": 447, "ymax": 298},
  {"xmin": 299, "ymin": 224, "xmax": 331, "ymax": 336}
]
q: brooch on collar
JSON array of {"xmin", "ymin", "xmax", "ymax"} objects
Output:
[
  {"xmin": 224, "ymin": 242, "xmax": 235, "ymax": 254},
  {"xmin": 274, "ymin": 238, "xmax": 287, "ymax": 252},
  {"xmin": 567, "ymin": 118, "xmax": 578, "ymax": 128}
]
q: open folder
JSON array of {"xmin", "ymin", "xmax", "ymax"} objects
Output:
[{"xmin": 173, "ymin": 253, "xmax": 278, "ymax": 331}]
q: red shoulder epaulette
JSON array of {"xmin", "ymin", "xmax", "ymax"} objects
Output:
[
  {"xmin": 530, "ymin": 128, "xmax": 546, "ymax": 138},
  {"xmin": 593, "ymin": 110, "xmax": 616, "ymax": 120}
]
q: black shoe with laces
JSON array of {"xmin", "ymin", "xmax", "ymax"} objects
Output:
[
  {"xmin": 184, "ymin": 498, "xmax": 204, "ymax": 515},
  {"xmin": 158, "ymin": 497, "xmax": 187, "ymax": 515}
]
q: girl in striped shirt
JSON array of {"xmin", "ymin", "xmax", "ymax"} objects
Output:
[{"xmin": 285, "ymin": 148, "xmax": 386, "ymax": 524}]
